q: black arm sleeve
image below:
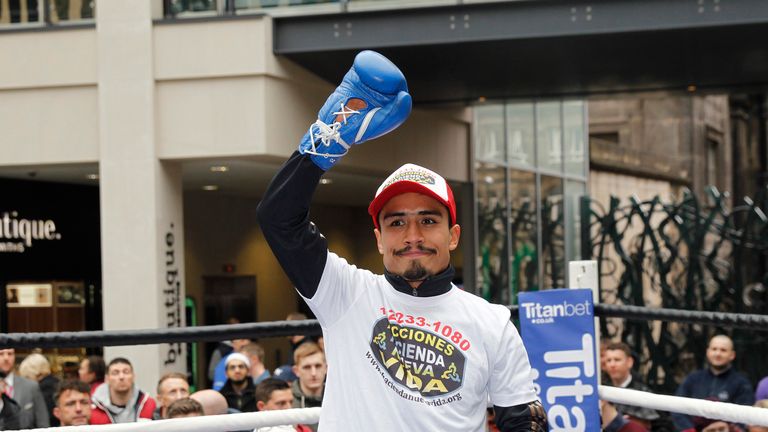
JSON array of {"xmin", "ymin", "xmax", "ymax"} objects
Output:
[
  {"xmin": 256, "ymin": 151, "xmax": 328, "ymax": 299},
  {"xmin": 494, "ymin": 401, "xmax": 548, "ymax": 432}
]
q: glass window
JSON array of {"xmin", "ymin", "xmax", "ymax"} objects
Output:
[
  {"xmin": 474, "ymin": 105, "xmax": 505, "ymax": 163},
  {"xmin": 476, "ymin": 163, "xmax": 508, "ymax": 303},
  {"xmin": 166, "ymin": 0, "xmax": 217, "ymax": 15},
  {"xmin": 1, "ymin": 0, "xmax": 42, "ymax": 24},
  {"xmin": 565, "ymin": 180, "xmax": 586, "ymax": 264},
  {"xmin": 506, "ymin": 102, "xmax": 535, "ymax": 169},
  {"xmin": 508, "ymin": 169, "xmax": 537, "ymax": 302},
  {"xmin": 473, "ymin": 98, "xmax": 587, "ymax": 301},
  {"xmin": 564, "ymin": 100, "xmax": 586, "ymax": 177},
  {"xmin": 536, "ymin": 102, "xmax": 563, "ymax": 173},
  {"xmin": 540, "ymin": 175, "xmax": 564, "ymax": 289},
  {"xmin": 49, "ymin": 0, "xmax": 95, "ymax": 22}
]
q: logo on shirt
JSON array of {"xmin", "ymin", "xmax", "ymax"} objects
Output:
[
  {"xmin": 381, "ymin": 169, "xmax": 437, "ymax": 189},
  {"xmin": 369, "ymin": 317, "xmax": 465, "ymax": 397}
]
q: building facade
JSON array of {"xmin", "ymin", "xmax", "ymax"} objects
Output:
[{"xmin": 1, "ymin": 0, "xmax": 766, "ymax": 392}]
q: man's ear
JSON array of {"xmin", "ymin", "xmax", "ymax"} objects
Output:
[
  {"xmin": 256, "ymin": 401, "xmax": 265, "ymax": 411},
  {"xmin": 53, "ymin": 407, "xmax": 61, "ymax": 420},
  {"xmin": 448, "ymin": 224, "xmax": 461, "ymax": 251},
  {"xmin": 374, "ymin": 228, "xmax": 384, "ymax": 255},
  {"xmin": 292, "ymin": 365, "xmax": 299, "ymax": 376}
]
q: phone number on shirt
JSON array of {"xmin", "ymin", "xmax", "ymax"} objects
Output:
[{"xmin": 379, "ymin": 307, "xmax": 471, "ymax": 351}]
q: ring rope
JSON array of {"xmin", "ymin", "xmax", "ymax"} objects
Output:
[
  {"xmin": 17, "ymin": 408, "xmax": 321, "ymax": 432},
  {"xmin": 600, "ymin": 386, "xmax": 768, "ymax": 427},
  {"xmin": 1, "ymin": 306, "xmax": 766, "ymax": 349},
  {"xmin": 592, "ymin": 304, "xmax": 768, "ymax": 331},
  {"xmin": 0, "ymin": 320, "xmax": 323, "ymax": 349},
  {"xmin": 17, "ymin": 388, "xmax": 768, "ymax": 431}
]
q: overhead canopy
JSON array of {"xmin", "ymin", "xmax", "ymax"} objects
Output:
[{"xmin": 274, "ymin": 0, "xmax": 768, "ymax": 103}]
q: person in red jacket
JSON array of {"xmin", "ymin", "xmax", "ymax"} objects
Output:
[{"xmin": 90, "ymin": 357, "xmax": 156, "ymax": 424}]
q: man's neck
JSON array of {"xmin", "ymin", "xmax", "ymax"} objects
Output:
[
  {"xmin": 710, "ymin": 364, "xmax": 732, "ymax": 376},
  {"xmin": 612, "ymin": 374, "xmax": 632, "ymax": 388},
  {"xmin": 110, "ymin": 388, "xmax": 132, "ymax": 407},
  {"xmin": 251, "ymin": 364, "xmax": 266, "ymax": 378},
  {"xmin": 385, "ymin": 265, "xmax": 455, "ymax": 297},
  {"xmin": 231, "ymin": 380, "xmax": 248, "ymax": 394},
  {"xmin": 300, "ymin": 381, "xmax": 322, "ymax": 398}
]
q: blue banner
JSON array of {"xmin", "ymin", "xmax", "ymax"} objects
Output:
[{"xmin": 519, "ymin": 289, "xmax": 600, "ymax": 432}]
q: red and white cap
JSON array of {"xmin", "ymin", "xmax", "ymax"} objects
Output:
[{"xmin": 367, "ymin": 163, "xmax": 456, "ymax": 229}]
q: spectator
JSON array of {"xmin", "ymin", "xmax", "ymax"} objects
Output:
[
  {"xmin": 604, "ymin": 342, "xmax": 674, "ymax": 431},
  {"xmin": 78, "ymin": 355, "xmax": 106, "ymax": 394},
  {"xmin": 153, "ymin": 372, "xmax": 190, "ymax": 419},
  {"xmin": 241, "ymin": 343, "xmax": 271, "ymax": 385},
  {"xmin": 272, "ymin": 313, "xmax": 319, "ymax": 384},
  {"xmin": 219, "ymin": 353, "xmax": 257, "ymax": 413},
  {"xmin": 254, "ymin": 378, "xmax": 311, "ymax": 432},
  {"xmin": 190, "ymin": 389, "xmax": 229, "ymax": 416},
  {"xmin": 91, "ymin": 357, "xmax": 156, "ymax": 424},
  {"xmin": 0, "ymin": 348, "xmax": 50, "ymax": 428},
  {"xmin": 748, "ymin": 400, "xmax": 768, "ymax": 432},
  {"xmin": 0, "ymin": 374, "xmax": 21, "ymax": 430},
  {"xmin": 52, "ymin": 379, "xmax": 92, "ymax": 426},
  {"xmin": 756, "ymin": 377, "xmax": 768, "ymax": 402},
  {"xmin": 291, "ymin": 342, "xmax": 325, "ymax": 432},
  {"xmin": 601, "ymin": 400, "xmax": 649, "ymax": 432},
  {"xmin": 19, "ymin": 352, "xmax": 60, "ymax": 426},
  {"xmin": 166, "ymin": 398, "xmax": 205, "ymax": 419},
  {"xmin": 207, "ymin": 317, "xmax": 240, "ymax": 383},
  {"xmin": 673, "ymin": 335, "xmax": 755, "ymax": 431},
  {"xmin": 212, "ymin": 338, "xmax": 252, "ymax": 391},
  {"xmin": 286, "ymin": 313, "xmax": 317, "ymax": 360}
]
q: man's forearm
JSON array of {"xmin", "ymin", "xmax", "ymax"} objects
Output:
[{"xmin": 256, "ymin": 151, "xmax": 328, "ymax": 298}]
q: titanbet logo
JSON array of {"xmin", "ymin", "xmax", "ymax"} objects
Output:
[{"xmin": 520, "ymin": 300, "xmax": 592, "ymax": 324}]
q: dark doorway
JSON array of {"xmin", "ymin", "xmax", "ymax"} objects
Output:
[
  {"xmin": 202, "ymin": 275, "xmax": 257, "ymax": 326},
  {"xmin": 202, "ymin": 275, "xmax": 257, "ymax": 386}
]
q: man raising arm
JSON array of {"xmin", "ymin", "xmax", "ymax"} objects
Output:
[{"xmin": 257, "ymin": 50, "xmax": 545, "ymax": 432}]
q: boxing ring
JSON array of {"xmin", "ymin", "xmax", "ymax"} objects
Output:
[{"xmin": 2, "ymin": 304, "xmax": 767, "ymax": 431}]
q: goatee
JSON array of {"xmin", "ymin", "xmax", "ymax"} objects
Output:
[{"xmin": 402, "ymin": 260, "xmax": 430, "ymax": 281}]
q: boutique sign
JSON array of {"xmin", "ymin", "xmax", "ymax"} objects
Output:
[
  {"xmin": 163, "ymin": 222, "xmax": 184, "ymax": 367},
  {"xmin": 0, "ymin": 211, "xmax": 62, "ymax": 253}
]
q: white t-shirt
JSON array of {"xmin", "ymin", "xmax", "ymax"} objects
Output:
[{"xmin": 301, "ymin": 252, "xmax": 537, "ymax": 432}]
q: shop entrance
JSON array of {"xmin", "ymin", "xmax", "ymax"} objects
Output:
[
  {"xmin": 5, "ymin": 280, "xmax": 88, "ymax": 377},
  {"xmin": 202, "ymin": 275, "xmax": 257, "ymax": 325},
  {"xmin": 201, "ymin": 275, "xmax": 257, "ymax": 385}
]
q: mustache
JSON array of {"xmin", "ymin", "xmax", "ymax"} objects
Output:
[{"xmin": 394, "ymin": 245, "xmax": 437, "ymax": 256}]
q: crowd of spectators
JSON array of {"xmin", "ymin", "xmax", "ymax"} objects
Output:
[
  {"xmin": 2, "ymin": 329, "xmax": 767, "ymax": 431},
  {"xmin": 599, "ymin": 334, "xmax": 767, "ymax": 432},
  {"xmin": 0, "ymin": 317, "xmax": 325, "ymax": 431}
]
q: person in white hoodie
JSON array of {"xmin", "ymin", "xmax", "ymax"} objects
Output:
[{"xmin": 90, "ymin": 357, "xmax": 156, "ymax": 424}]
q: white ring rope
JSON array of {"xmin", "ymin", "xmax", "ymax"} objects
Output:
[
  {"xmin": 600, "ymin": 385, "xmax": 768, "ymax": 427},
  {"xmin": 18, "ymin": 408, "xmax": 321, "ymax": 432},
  {"xmin": 16, "ymin": 387, "xmax": 768, "ymax": 431}
]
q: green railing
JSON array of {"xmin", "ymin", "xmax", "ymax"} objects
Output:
[{"xmin": 582, "ymin": 187, "xmax": 768, "ymax": 393}]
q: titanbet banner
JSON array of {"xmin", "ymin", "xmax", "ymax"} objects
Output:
[{"xmin": 519, "ymin": 289, "xmax": 599, "ymax": 432}]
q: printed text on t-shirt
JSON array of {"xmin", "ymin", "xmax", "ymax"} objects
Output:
[{"xmin": 379, "ymin": 307, "xmax": 471, "ymax": 351}]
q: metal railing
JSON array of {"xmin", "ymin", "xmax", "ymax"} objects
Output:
[
  {"xmin": 162, "ymin": 0, "xmax": 478, "ymax": 18},
  {"xmin": 582, "ymin": 186, "xmax": 768, "ymax": 393}
]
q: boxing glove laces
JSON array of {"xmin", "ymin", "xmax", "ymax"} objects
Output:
[{"xmin": 299, "ymin": 50, "xmax": 412, "ymax": 170}]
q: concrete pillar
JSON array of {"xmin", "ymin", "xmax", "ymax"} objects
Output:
[{"xmin": 96, "ymin": 0, "xmax": 186, "ymax": 394}]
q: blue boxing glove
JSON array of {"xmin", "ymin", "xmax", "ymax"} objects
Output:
[{"xmin": 299, "ymin": 50, "xmax": 412, "ymax": 170}]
